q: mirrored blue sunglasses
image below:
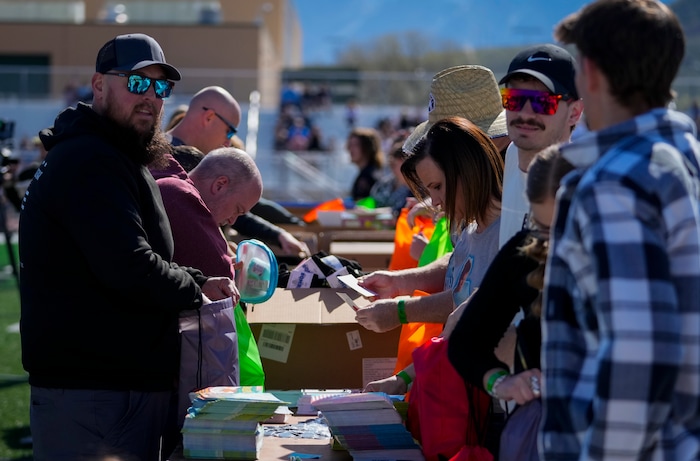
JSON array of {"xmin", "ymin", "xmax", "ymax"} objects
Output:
[{"xmin": 105, "ymin": 72, "xmax": 174, "ymax": 99}]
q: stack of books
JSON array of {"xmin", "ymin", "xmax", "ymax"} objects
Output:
[
  {"xmin": 181, "ymin": 386, "xmax": 287, "ymax": 460},
  {"xmin": 313, "ymin": 392, "xmax": 425, "ymax": 461}
]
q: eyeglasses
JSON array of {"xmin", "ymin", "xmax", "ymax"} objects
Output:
[
  {"xmin": 104, "ymin": 72, "xmax": 174, "ymax": 99},
  {"xmin": 500, "ymin": 88, "xmax": 572, "ymax": 115},
  {"xmin": 202, "ymin": 106, "xmax": 238, "ymax": 140}
]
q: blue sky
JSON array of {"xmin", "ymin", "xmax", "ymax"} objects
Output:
[{"xmin": 292, "ymin": 0, "xmax": 673, "ymax": 65}]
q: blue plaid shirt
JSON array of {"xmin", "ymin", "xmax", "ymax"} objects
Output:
[{"xmin": 540, "ymin": 109, "xmax": 700, "ymax": 461}]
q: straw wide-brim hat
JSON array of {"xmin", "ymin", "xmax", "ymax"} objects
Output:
[{"xmin": 403, "ymin": 65, "xmax": 507, "ymax": 152}]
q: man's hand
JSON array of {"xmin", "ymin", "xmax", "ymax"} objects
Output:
[
  {"xmin": 355, "ymin": 299, "xmax": 402, "ymax": 332},
  {"xmin": 202, "ymin": 277, "xmax": 240, "ymax": 305},
  {"xmin": 278, "ymin": 231, "xmax": 310, "ymax": 258}
]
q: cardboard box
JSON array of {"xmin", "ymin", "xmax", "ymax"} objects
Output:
[{"xmin": 246, "ymin": 288, "xmax": 400, "ymax": 390}]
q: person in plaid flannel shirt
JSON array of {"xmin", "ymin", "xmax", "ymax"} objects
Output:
[{"xmin": 541, "ymin": 1, "xmax": 700, "ymax": 460}]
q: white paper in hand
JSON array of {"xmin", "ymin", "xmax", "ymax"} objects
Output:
[{"xmin": 337, "ymin": 274, "xmax": 376, "ymax": 297}]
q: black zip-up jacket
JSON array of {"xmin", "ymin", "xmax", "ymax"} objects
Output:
[
  {"xmin": 19, "ymin": 103, "xmax": 207, "ymax": 391},
  {"xmin": 448, "ymin": 230, "xmax": 540, "ymax": 389}
]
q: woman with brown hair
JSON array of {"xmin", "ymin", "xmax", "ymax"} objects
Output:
[
  {"xmin": 357, "ymin": 116, "xmax": 503, "ymax": 334},
  {"xmin": 360, "ymin": 116, "xmax": 505, "ymax": 461},
  {"xmin": 346, "ymin": 126, "xmax": 384, "ymax": 200}
]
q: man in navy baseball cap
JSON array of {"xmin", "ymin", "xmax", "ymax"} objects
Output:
[
  {"xmin": 96, "ymin": 33, "xmax": 181, "ymax": 81},
  {"xmin": 22, "ymin": 32, "xmax": 239, "ymax": 461}
]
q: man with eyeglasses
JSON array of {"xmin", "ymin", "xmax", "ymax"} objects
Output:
[
  {"xmin": 164, "ymin": 86, "xmax": 311, "ymax": 259},
  {"xmin": 19, "ymin": 33, "xmax": 239, "ymax": 461},
  {"xmin": 168, "ymin": 86, "xmax": 242, "ymax": 156},
  {"xmin": 498, "ymin": 44, "xmax": 584, "ymax": 247}
]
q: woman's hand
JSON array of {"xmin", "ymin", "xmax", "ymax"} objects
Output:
[
  {"xmin": 355, "ymin": 298, "xmax": 402, "ymax": 332},
  {"xmin": 410, "ymin": 231, "xmax": 429, "ymax": 261},
  {"xmin": 364, "ymin": 374, "xmax": 408, "ymax": 395},
  {"xmin": 406, "ymin": 200, "xmax": 435, "ymax": 227},
  {"xmin": 358, "ymin": 271, "xmax": 400, "ymax": 299},
  {"xmin": 493, "ymin": 369, "xmax": 542, "ymax": 405}
]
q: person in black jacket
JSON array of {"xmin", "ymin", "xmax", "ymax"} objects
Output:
[
  {"xmin": 447, "ymin": 145, "xmax": 574, "ymax": 403},
  {"xmin": 19, "ymin": 33, "xmax": 238, "ymax": 461}
]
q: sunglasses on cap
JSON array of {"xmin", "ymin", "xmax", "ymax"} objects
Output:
[
  {"xmin": 202, "ymin": 106, "xmax": 238, "ymax": 140},
  {"xmin": 104, "ymin": 72, "xmax": 174, "ymax": 99},
  {"xmin": 500, "ymin": 88, "xmax": 572, "ymax": 116}
]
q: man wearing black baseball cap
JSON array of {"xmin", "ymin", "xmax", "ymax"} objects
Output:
[
  {"xmin": 20, "ymin": 33, "xmax": 238, "ymax": 461},
  {"xmin": 500, "ymin": 43, "xmax": 578, "ymax": 100},
  {"xmin": 497, "ymin": 44, "xmax": 583, "ymax": 247},
  {"xmin": 96, "ymin": 33, "xmax": 182, "ymax": 81}
]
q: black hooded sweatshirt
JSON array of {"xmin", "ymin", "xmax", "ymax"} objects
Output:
[{"xmin": 19, "ymin": 103, "xmax": 207, "ymax": 391}]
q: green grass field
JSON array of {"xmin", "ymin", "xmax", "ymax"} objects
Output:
[{"xmin": 0, "ymin": 281, "xmax": 33, "ymax": 460}]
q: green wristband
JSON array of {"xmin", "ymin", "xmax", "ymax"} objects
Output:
[
  {"xmin": 485, "ymin": 369, "xmax": 509, "ymax": 397},
  {"xmin": 397, "ymin": 370, "xmax": 412, "ymax": 386},
  {"xmin": 397, "ymin": 299, "xmax": 408, "ymax": 324}
]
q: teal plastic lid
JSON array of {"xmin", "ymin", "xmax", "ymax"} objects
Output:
[{"xmin": 235, "ymin": 239, "xmax": 279, "ymax": 304}]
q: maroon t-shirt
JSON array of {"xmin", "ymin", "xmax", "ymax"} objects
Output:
[{"xmin": 157, "ymin": 175, "xmax": 234, "ymax": 278}]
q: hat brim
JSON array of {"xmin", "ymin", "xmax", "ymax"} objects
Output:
[
  {"xmin": 402, "ymin": 120, "xmax": 431, "ymax": 153},
  {"xmin": 114, "ymin": 60, "xmax": 182, "ymax": 81},
  {"xmin": 402, "ymin": 110, "xmax": 508, "ymax": 153},
  {"xmin": 482, "ymin": 110, "xmax": 508, "ymax": 140}
]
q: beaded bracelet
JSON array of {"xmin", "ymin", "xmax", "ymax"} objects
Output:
[
  {"xmin": 485, "ymin": 370, "xmax": 509, "ymax": 398},
  {"xmin": 397, "ymin": 370, "xmax": 412, "ymax": 386},
  {"xmin": 397, "ymin": 299, "xmax": 408, "ymax": 324}
]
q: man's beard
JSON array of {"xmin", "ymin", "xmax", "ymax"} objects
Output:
[
  {"xmin": 143, "ymin": 129, "xmax": 171, "ymax": 168},
  {"xmin": 103, "ymin": 98, "xmax": 170, "ymax": 166}
]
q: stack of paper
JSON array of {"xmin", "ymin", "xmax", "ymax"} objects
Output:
[
  {"xmin": 182, "ymin": 386, "xmax": 287, "ymax": 460},
  {"xmin": 313, "ymin": 392, "xmax": 425, "ymax": 461},
  {"xmin": 295, "ymin": 389, "xmax": 353, "ymax": 415}
]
